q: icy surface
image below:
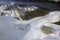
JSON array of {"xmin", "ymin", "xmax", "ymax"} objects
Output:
[{"xmin": 0, "ymin": 16, "xmax": 31, "ymax": 40}]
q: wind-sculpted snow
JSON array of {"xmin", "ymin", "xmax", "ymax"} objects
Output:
[{"xmin": 22, "ymin": 11, "xmax": 60, "ymax": 40}]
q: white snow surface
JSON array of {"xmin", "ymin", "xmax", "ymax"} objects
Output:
[{"xmin": 0, "ymin": 11, "xmax": 60, "ymax": 40}]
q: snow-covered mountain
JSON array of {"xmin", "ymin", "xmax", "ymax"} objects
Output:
[{"xmin": 0, "ymin": 4, "xmax": 60, "ymax": 40}]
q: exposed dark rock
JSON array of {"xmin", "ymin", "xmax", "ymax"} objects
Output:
[
  {"xmin": 53, "ymin": 20, "xmax": 60, "ymax": 25},
  {"xmin": 41, "ymin": 25, "xmax": 53, "ymax": 34},
  {"xmin": 20, "ymin": 7, "xmax": 52, "ymax": 20}
]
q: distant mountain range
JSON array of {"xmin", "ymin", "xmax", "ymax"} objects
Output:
[{"xmin": 0, "ymin": 0, "xmax": 49, "ymax": 2}]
